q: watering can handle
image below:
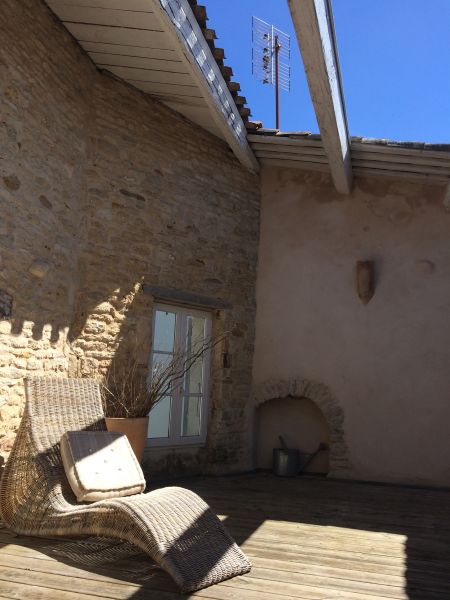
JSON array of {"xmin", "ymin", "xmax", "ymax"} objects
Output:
[{"xmin": 278, "ymin": 435, "xmax": 289, "ymax": 451}]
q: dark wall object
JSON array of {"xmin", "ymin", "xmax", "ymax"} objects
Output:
[
  {"xmin": 356, "ymin": 261, "xmax": 375, "ymax": 304},
  {"xmin": 0, "ymin": 290, "xmax": 13, "ymax": 319}
]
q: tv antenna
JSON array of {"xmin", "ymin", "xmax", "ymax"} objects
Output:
[{"xmin": 252, "ymin": 16, "xmax": 290, "ymax": 130}]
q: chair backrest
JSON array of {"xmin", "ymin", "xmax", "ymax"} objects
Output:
[
  {"xmin": 26, "ymin": 377, "xmax": 106, "ymax": 454},
  {"xmin": 0, "ymin": 377, "xmax": 106, "ymax": 530}
]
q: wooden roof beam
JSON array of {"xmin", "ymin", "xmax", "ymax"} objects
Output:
[{"xmin": 288, "ymin": 0, "xmax": 353, "ymax": 193}]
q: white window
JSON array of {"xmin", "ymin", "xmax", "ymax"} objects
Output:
[{"xmin": 147, "ymin": 304, "xmax": 212, "ymax": 446}]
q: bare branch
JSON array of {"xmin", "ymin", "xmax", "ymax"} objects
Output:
[{"xmin": 100, "ymin": 334, "xmax": 226, "ymax": 418}]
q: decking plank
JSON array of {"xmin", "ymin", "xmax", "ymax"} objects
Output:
[{"xmin": 1, "ymin": 474, "xmax": 450, "ymax": 599}]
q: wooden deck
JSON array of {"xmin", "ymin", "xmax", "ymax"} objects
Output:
[{"xmin": 1, "ymin": 473, "xmax": 449, "ymax": 599}]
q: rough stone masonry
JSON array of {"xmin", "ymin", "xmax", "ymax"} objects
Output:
[{"xmin": 0, "ymin": 0, "xmax": 260, "ymax": 474}]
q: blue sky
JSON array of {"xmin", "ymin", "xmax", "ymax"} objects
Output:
[{"xmin": 205, "ymin": 0, "xmax": 450, "ymax": 142}]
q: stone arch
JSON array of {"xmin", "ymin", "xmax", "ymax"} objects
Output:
[{"xmin": 253, "ymin": 378, "xmax": 351, "ymax": 477}]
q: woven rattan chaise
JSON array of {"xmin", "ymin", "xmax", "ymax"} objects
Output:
[{"xmin": 0, "ymin": 377, "xmax": 251, "ymax": 592}]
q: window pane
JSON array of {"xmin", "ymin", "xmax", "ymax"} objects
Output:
[
  {"xmin": 181, "ymin": 395, "xmax": 202, "ymax": 437},
  {"xmin": 148, "ymin": 396, "xmax": 171, "ymax": 438},
  {"xmin": 151, "ymin": 352, "xmax": 174, "ymax": 396},
  {"xmin": 186, "ymin": 315, "xmax": 206, "ymax": 353},
  {"xmin": 153, "ymin": 310, "xmax": 176, "ymax": 353},
  {"xmin": 149, "ymin": 306, "xmax": 210, "ymax": 444},
  {"xmin": 152, "ymin": 352, "xmax": 173, "ymax": 370},
  {"xmin": 184, "ymin": 315, "xmax": 206, "ymax": 395},
  {"xmin": 184, "ymin": 357, "xmax": 203, "ymax": 395}
]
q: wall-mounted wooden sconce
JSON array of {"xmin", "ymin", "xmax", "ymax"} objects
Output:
[{"xmin": 356, "ymin": 260, "xmax": 375, "ymax": 304}]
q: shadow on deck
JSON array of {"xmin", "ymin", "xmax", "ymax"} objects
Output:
[{"xmin": 0, "ymin": 473, "xmax": 449, "ymax": 599}]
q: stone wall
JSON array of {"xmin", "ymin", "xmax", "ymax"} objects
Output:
[
  {"xmin": 253, "ymin": 167, "xmax": 450, "ymax": 487},
  {"xmin": 0, "ymin": 0, "xmax": 260, "ymax": 473}
]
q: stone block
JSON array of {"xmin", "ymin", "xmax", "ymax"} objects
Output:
[
  {"xmin": 0, "ymin": 322, "xmax": 12, "ymax": 335},
  {"xmin": 26, "ymin": 359, "xmax": 43, "ymax": 371}
]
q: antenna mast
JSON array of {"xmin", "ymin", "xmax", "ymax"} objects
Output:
[{"xmin": 252, "ymin": 17, "xmax": 290, "ymax": 130}]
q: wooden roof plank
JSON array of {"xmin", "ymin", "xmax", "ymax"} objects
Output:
[
  {"xmin": 98, "ymin": 64, "xmax": 193, "ymax": 86},
  {"xmin": 63, "ymin": 22, "xmax": 175, "ymax": 49},
  {"xmin": 247, "ymin": 134, "xmax": 324, "ymax": 149},
  {"xmin": 352, "ymin": 150, "xmax": 450, "ymax": 169},
  {"xmin": 351, "ymin": 142, "xmax": 450, "ymax": 162},
  {"xmin": 162, "ymin": 103, "xmax": 223, "ymax": 137},
  {"xmin": 48, "ymin": 0, "xmax": 155, "ymax": 10},
  {"xmin": 250, "ymin": 143, "xmax": 326, "ymax": 157},
  {"xmin": 144, "ymin": 93, "xmax": 206, "ymax": 106},
  {"xmin": 259, "ymin": 158, "xmax": 330, "ymax": 173},
  {"xmin": 89, "ymin": 52, "xmax": 185, "ymax": 72},
  {"xmin": 79, "ymin": 41, "xmax": 178, "ymax": 60},
  {"xmin": 52, "ymin": 6, "xmax": 161, "ymax": 29},
  {"xmin": 255, "ymin": 152, "xmax": 329, "ymax": 164},
  {"xmin": 352, "ymin": 158, "xmax": 450, "ymax": 177},
  {"xmin": 120, "ymin": 79, "xmax": 200, "ymax": 96},
  {"xmin": 288, "ymin": 0, "xmax": 352, "ymax": 193}
]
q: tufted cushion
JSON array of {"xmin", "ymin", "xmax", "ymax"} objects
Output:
[{"xmin": 60, "ymin": 431, "xmax": 146, "ymax": 502}]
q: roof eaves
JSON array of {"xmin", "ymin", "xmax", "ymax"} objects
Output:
[
  {"xmin": 188, "ymin": 0, "xmax": 261, "ymax": 131},
  {"xmin": 250, "ymin": 130, "xmax": 450, "ymax": 153},
  {"xmin": 350, "ymin": 137, "xmax": 450, "ymax": 153},
  {"xmin": 250, "ymin": 129, "xmax": 322, "ymax": 141},
  {"xmin": 247, "ymin": 130, "xmax": 450, "ymax": 183}
]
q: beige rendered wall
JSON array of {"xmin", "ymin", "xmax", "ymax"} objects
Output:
[{"xmin": 253, "ymin": 166, "xmax": 450, "ymax": 487}]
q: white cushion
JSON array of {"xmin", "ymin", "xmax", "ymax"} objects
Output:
[{"xmin": 60, "ymin": 430, "xmax": 146, "ymax": 502}]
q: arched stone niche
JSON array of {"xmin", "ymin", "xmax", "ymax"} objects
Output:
[{"xmin": 253, "ymin": 378, "xmax": 351, "ymax": 478}]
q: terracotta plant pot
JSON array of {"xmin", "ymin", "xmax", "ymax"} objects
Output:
[{"xmin": 105, "ymin": 417, "xmax": 149, "ymax": 464}]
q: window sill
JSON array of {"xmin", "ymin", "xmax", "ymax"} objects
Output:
[{"xmin": 145, "ymin": 442, "xmax": 205, "ymax": 450}]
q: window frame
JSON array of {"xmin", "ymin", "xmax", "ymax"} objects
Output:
[{"xmin": 147, "ymin": 302, "xmax": 212, "ymax": 448}]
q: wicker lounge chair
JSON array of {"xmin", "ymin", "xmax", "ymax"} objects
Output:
[{"xmin": 0, "ymin": 377, "xmax": 251, "ymax": 592}]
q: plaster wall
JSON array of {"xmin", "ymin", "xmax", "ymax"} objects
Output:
[{"xmin": 253, "ymin": 167, "xmax": 450, "ymax": 487}]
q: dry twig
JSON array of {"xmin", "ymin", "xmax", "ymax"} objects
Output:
[{"xmin": 101, "ymin": 335, "xmax": 224, "ymax": 418}]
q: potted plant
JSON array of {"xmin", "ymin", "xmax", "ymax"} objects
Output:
[{"xmin": 101, "ymin": 337, "xmax": 219, "ymax": 463}]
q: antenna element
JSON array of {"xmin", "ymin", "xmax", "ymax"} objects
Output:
[{"xmin": 252, "ymin": 16, "xmax": 291, "ymax": 129}]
